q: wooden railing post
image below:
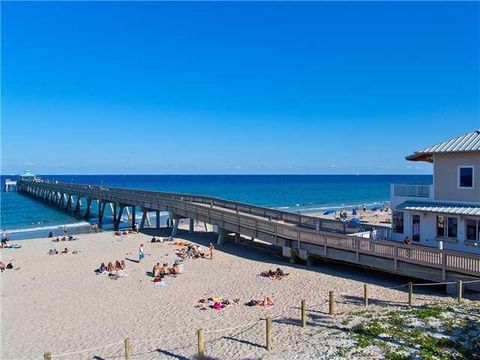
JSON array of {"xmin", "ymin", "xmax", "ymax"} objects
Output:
[
  {"xmin": 363, "ymin": 284, "xmax": 369, "ymax": 307},
  {"xmin": 329, "ymin": 291, "xmax": 335, "ymax": 315},
  {"xmin": 266, "ymin": 316, "xmax": 272, "ymax": 350},
  {"xmin": 124, "ymin": 337, "xmax": 131, "ymax": 360},
  {"xmin": 408, "ymin": 282, "xmax": 413, "ymax": 306},
  {"xmin": 197, "ymin": 328, "xmax": 205, "ymax": 360},
  {"xmin": 457, "ymin": 280, "xmax": 463, "ymax": 302},
  {"xmin": 301, "ymin": 299, "xmax": 307, "ymax": 327}
]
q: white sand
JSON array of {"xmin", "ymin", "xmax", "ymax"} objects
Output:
[{"xmin": 1, "ymin": 224, "xmax": 462, "ymax": 360}]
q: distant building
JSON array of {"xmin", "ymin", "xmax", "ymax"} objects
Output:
[
  {"xmin": 20, "ymin": 170, "xmax": 36, "ymax": 181},
  {"xmin": 390, "ymin": 130, "xmax": 480, "ymax": 254}
]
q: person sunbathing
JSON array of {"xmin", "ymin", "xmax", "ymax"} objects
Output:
[
  {"xmin": 106, "ymin": 262, "xmax": 115, "ymax": 273},
  {"xmin": 153, "ymin": 263, "xmax": 161, "ymax": 278},
  {"xmin": 52, "ymin": 237, "xmax": 60, "ymax": 242},
  {"xmin": 61, "ymin": 236, "xmax": 66, "ymax": 241},
  {"xmin": 96, "ymin": 263, "xmax": 106, "ymax": 273},
  {"xmin": 170, "ymin": 264, "xmax": 179, "ymax": 274},
  {"xmin": 115, "ymin": 260, "xmax": 122, "ymax": 270},
  {"xmin": 62, "ymin": 248, "xmax": 69, "ymax": 254},
  {"xmin": 263, "ymin": 297, "xmax": 274, "ymax": 306},
  {"xmin": 161, "ymin": 263, "xmax": 169, "ymax": 275},
  {"xmin": 0, "ymin": 261, "xmax": 5, "ymax": 272},
  {"xmin": 120, "ymin": 260, "xmax": 126, "ymax": 270}
]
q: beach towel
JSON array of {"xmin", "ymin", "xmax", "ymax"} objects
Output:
[{"xmin": 155, "ymin": 281, "xmax": 169, "ymax": 288}]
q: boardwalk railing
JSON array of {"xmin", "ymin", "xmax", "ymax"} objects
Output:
[{"xmin": 17, "ymin": 180, "xmax": 480, "ymax": 279}]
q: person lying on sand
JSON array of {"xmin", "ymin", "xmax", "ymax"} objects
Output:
[
  {"xmin": 61, "ymin": 248, "xmax": 69, "ymax": 254},
  {"xmin": 120, "ymin": 260, "xmax": 126, "ymax": 270},
  {"xmin": 115, "ymin": 260, "xmax": 122, "ymax": 270},
  {"xmin": 52, "ymin": 237, "xmax": 60, "ymax": 243},
  {"xmin": 0, "ymin": 261, "xmax": 5, "ymax": 272},
  {"xmin": 246, "ymin": 297, "xmax": 274, "ymax": 307},
  {"xmin": 259, "ymin": 268, "xmax": 289, "ymax": 280}
]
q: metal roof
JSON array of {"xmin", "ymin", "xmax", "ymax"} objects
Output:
[
  {"xmin": 406, "ymin": 130, "xmax": 480, "ymax": 162},
  {"xmin": 397, "ymin": 200, "xmax": 480, "ymax": 216}
]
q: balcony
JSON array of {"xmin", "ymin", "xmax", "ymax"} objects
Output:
[{"xmin": 392, "ymin": 184, "xmax": 433, "ymax": 199}]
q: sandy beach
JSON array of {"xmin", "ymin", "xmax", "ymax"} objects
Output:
[{"xmin": 1, "ymin": 223, "xmax": 473, "ymax": 360}]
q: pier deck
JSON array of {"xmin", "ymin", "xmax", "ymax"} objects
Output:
[{"xmin": 17, "ymin": 180, "xmax": 480, "ymax": 287}]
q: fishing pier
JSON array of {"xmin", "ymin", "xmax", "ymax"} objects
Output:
[{"xmin": 17, "ymin": 180, "xmax": 480, "ymax": 288}]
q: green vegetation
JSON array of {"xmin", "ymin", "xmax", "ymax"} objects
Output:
[{"xmin": 341, "ymin": 302, "xmax": 480, "ymax": 360}]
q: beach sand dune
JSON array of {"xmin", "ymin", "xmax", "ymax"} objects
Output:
[{"xmin": 0, "ymin": 225, "xmax": 462, "ymax": 359}]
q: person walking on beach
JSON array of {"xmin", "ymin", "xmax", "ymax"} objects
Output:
[
  {"xmin": 209, "ymin": 243, "xmax": 215, "ymax": 260},
  {"xmin": 2, "ymin": 229, "xmax": 7, "ymax": 240},
  {"xmin": 138, "ymin": 244, "xmax": 145, "ymax": 263}
]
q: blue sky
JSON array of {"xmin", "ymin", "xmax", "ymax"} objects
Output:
[{"xmin": 1, "ymin": 2, "xmax": 479, "ymax": 175}]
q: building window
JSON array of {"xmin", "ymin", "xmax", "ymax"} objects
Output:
[
  {"xmin": 466, "ymin": 219, "xmax": 480, "ymax": 242},
  {"xmin": 437, "ymin": 215, "xmax": 458, "ymax": 239},
  {"xmin": 458, "ymin": 166, "xmax": 474, "ymax": 188},
  {"xmin": 392, "ymin": 211, "xmax": 404, "ymax": 233}
]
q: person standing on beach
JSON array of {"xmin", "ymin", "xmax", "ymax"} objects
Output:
[
  {"xmin": 2, "ymin": 229, "xmax": 7, "ymax": 240},
  {"xmin": 138, "ymin": 244, "xmax": 145, "ymax": 262},
  {"xmin": 209, "ymin": 243, "xmax": 215, "ymax": 260},
  {"xmin": 63, "ymin": 225, "xmax": 67, "ymax": 235}
]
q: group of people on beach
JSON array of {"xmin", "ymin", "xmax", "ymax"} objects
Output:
[
  {"xmin": 96, "ymin": 260, "xmax": 126, "ymax": 274},
  {"xmin": 48, "ymin": 247, "xmax": 79, "ymax": 255},
  {"xmin": 152, "ymin": 262, "xmax": 179, "ymax": 278}
]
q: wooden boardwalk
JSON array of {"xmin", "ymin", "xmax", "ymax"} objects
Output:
[{"xmin": 17, "ymin": 180, "xmax": 480, "ymax": 286}]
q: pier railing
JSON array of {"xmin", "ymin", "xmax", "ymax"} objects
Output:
[{"xmin": 17, "ymin": 180, "xmax": 480, "ymax": 278}]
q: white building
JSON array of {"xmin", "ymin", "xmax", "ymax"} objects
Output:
[{"xmin": 390, "ymin": 130, "xmax": 480, "ymax": 254}]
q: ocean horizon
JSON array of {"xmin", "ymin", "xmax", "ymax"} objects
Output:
[{"xmin": 1, "ymin": 174, "xmax": 432, "ymax": 234}]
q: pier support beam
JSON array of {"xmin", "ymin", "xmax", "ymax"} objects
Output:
[
  {"xmin": 74, "ymin": 197, "xmax": 81, "ymax": 215},
  {"xmin": 131, "ymin": 206, "xmax": 136, "ymax": 230},
  {"xmin": 140, "ymin": 209, "xmax": 147, "ymax": 229},
  {"xmin": 171, "ymin": 218, "xmax": 179, "ymax": 237},
  {"xmin": 234, "ymin": 232, "xmax": 241, "ymax": 244},
  {"xmin": 189, "ymin": 218, "xmax": 194, "ymax": 233},
  {"xmin": 156, "ymin": 211, "xmax": 160, "ymax": 229},
  {"xmin": 217, "ymin": 228, "xmax": 226, "ymax": 246},
  {"xmin": 115, "ymin": 205, "xmax": 125, "ymax": 231},
  {"xmin": 98, "ymin": 201, "xmax": 106, "ymax": 228},
  {"xmin": 84, "ymin": 198, "xmax": 92, "ymax": 220}
]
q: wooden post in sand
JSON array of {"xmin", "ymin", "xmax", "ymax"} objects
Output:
[
  {"xmin": 457, "ymin": 280, "xmax": 463, "ymax": 302},
  {"xmin": 408, "ymin": 282, "xmax": 413, "ymax": 306},
  {"xmin": 43, "ymin": 352, "xmax": 52, "ymax": 360},
  {"xmin": 301, "ymin": 299, "xmax": 307, "ymax": 327},
  {"xmin": 197, "ymin": 328, "xmax": 205, "ymax": 360},
  {"xmin": 363, "ymin": 284, "xmax": 369, "ymax": 307},
  {"xmin": 329, "ymin": 291, "xmax": 335, "ymax": 315},
  {"xmin": 265, "ymin": 316, "xmax": 272, "ymax": 350},
  {"xmin": 124, "ymin": 337, "xmax": 131, "ymax": 360}
]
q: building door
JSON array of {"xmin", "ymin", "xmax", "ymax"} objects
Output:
[{"xmin": 412, "ymin": 214, "xmax": 420, "ymax": 242}]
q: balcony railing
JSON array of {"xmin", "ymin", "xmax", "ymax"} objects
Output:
[{"xmin": 393, "ymin": 184, "xmax": 432, "ymax": 198}]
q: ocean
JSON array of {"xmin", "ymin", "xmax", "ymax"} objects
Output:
[{"xmin": 1, "ymin": 175, "xmax": 432, "ymax": 236}]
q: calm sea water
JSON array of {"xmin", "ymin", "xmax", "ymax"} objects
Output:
[{"xmin": 1, "ymin": 175, "xmax": 432, "ymax": 233}]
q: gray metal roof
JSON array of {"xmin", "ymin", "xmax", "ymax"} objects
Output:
[
  {"xmin": 397, "ymin": 200, "xmax": 480, "ymax": 216},
  {"xmin": 406, "ymin": 130, "xmax": 480, "ymax": 162}
]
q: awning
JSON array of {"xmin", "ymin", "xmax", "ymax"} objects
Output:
[{"xmin": 397, "ymin": 201, "xmax": 480, "ymax": 216}]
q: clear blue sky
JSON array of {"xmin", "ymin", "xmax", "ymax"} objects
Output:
[{"xmin": 1, "ymin": 2, "xmax": 479, "ymax": 175}]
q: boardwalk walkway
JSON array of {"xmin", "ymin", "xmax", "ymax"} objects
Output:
[{"xmin": 17, "ymin": 180, "xmax": 480, "ymax": 287}]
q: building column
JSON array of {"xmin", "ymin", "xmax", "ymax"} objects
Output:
[
  {"xmin": 234, "ymin": 232, "xmax": 241, "ymax": 244},
  {"xmin": 156, "ymin": 211, "xmax": 160, "ymax": 228}
]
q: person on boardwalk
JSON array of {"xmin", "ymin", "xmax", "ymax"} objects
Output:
[
  {"xmin": 209, "ymin": 243, "xmax": 215, "ymax": 260},
  {"xmin": 138, "ymin": 244, "xmax": 145, "ymax": 263}
]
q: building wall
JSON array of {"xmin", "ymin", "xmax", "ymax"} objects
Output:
[
  {"xmin": 433, "ymin": 152, "xmax": 480, "ymax": 202},
  {"xmin": 391, "ymin": 210, "xmax": 480, "ymax": 254}
]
